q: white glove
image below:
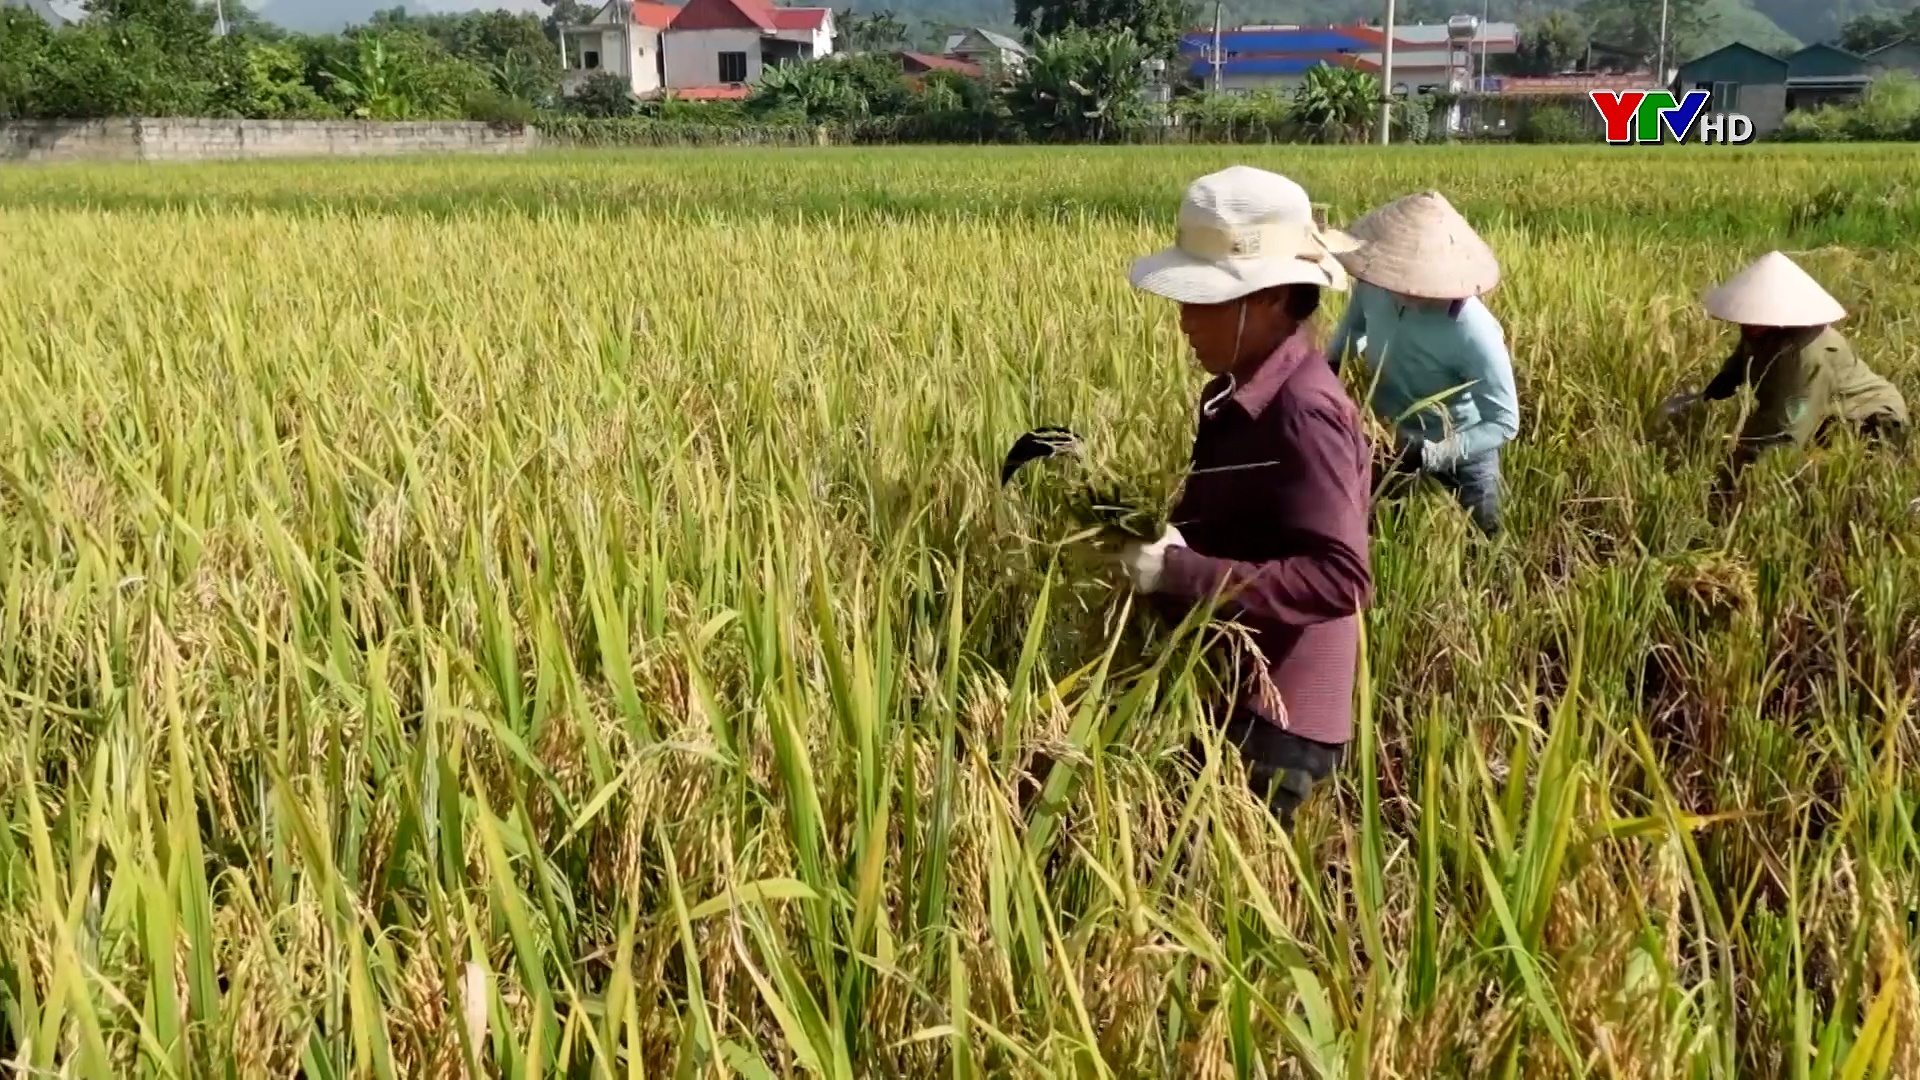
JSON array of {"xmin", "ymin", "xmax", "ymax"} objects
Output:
[{"xmin": 1117, "ymin": 527, "xmax": 1186, "ymax": 594}]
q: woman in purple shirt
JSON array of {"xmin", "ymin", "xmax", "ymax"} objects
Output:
[{"xmin": 1117, "ymin": 166, "xmax": 1376, "ymax": 827}]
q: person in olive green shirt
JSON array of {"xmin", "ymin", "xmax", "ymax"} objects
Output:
[{"xmin": 1664, "ymin": 251, "xmax": 1907, "ymax": 493}]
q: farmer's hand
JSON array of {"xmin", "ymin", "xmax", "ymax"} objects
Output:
[{"xmin": 1116, "ymin": 526, "xmax": 1186, "ymax": 594}]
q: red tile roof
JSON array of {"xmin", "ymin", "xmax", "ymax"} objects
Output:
[
  {"xmin": 663, "ymin": 0, "xmax": 829, "ymax": 32},
  {"xmin": 900, "ymin": 51, "xmax": 981, "ymax": 75},
  {"xmin": 631, "ymin": 2, "xmax": 678, "ymax": 28},
  {"xmin": 770, "ymin": 5, "xmax": 830, "ymax": 30},
  {"xmin": 669, "ymin": 0, "xmax": 774, "ymax": 32}
]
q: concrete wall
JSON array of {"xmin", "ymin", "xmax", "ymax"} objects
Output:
[
  {"xmin": 1740, "ymin": 83, "xmax": 1790, "ymax": 137},
  {"xmin": 664, "ymin": 27, "xmax": 763, "ymax": 87},
  {"xmin": 631, "ymin": 28, "xmax": 665, "ymax": 95},
  {"xmin": 775, "ymin": 24, "xmax": 833, "ymax": 61},
  {"xmin": 1, "ymin": 118, "xmax": 541, "ymax": 164},
  {"xmin": 1214, "ymin": 61, "xmax": 1456, "ymax": 97}
]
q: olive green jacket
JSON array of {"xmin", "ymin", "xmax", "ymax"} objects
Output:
[{"xmin": 1704, "ymin": 326, "xmax": 1908, "ymax": 452}]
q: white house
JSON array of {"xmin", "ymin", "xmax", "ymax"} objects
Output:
[
  {"xmin": 942, "ymin": 28, "xmax": 1028, "ymax": 73},
  {"xmin": 661, "ymin": 0, "xmax": 833, "ymax": 96},
  {"xmin": 2, "ymin": 0, "xmax": 68, "ymax": 26},
  {"xmin": 561, "ymin": 2, "xmax": 677, "ymax": 97},
  {"xmin": 560, "ymin": 0, "xmax": 832, "ymax": 99}
]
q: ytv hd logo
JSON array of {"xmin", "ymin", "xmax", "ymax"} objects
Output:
[{"xmin": 1589, "ymin": 90, "xmax": 1756, "ymax": 146}]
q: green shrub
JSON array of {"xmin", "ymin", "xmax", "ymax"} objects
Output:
[
  {"xmin": 1776, "ymin": 107, "xmax": 1850, "ymax": 142},
  {"xmin": 567, "ymin": 71, "xmax": 638, "ymax": 118},
  {"xmin": 1394, "ymin": 96, "xmax": 1433, "ymax": 144},
  {"xmin": 1171, "ymin": 89, "xmax": 1298, "ymax": 143},
  {"xmin": 463, "ymin": 89, "xmax": 536, "ymax": 127},
  {"xmin": 1778, "ymin": 73, "xmax": 1920, "ymax": 142},
  {"xmin": 1846, "ymin": 71, "xmax": 1920, "ymax": 140},
  {"xmin": 1517, "ymin": 104, "xmax": 1589, "ymax": 144}
]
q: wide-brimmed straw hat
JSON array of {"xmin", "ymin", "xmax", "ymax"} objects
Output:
[
  {"xmin": 1129, "ymin": 166, "xmax": 1360, "ymax": 305},
  {"xmin": 1336, "ymin": 190, "xmax": 1500, "ymax": 301},
  {"xmin": 1701, "ymin": 251, "xmax": 1846, "ymax": 327}
]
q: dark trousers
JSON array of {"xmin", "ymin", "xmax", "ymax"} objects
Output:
[
  {"xmin": 1373, "ymin": 448, "xmax": 1504, "ymax": 537},
  {"xmin": 1860, "ymin": 413, "xmax": 1906, "ymax": 446},
  {"xmin": 1718, "ymin": 413, "xmax": 1907, "ymax": 499},
  {"xmin": 1191, "ymin": 712, "xmax": 1346, "ymax": 828}
]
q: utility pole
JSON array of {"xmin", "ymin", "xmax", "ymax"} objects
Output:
[
  {"xmin": 1378, "ymin": 0, "xmax": 1395, "ymax": 144},
  {"xmin": 1211, "ymin": 1, "xmax": 1224, "ymax": 95},
  {"xmin": 1478, "ymin": 0, "xmax": 1489, "ymax": 86},
  {"xmin": 213, "ymin": 0, "xmax": 227, "ymax": 35},
  {"xmin": 1655, "ymin": 0, "xmax": 1670, "ymax": 84},
  {"xmin": 612, "ymin": 0, "xmax": 630, "ymax": 81}
]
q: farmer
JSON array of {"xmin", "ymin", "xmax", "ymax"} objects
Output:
[
  {"xmin": 1662, "ymin": 251, "xmax": 1907, "ymax": 495},
  {"xmin": 1325, "ymin": 191, "xmax": 1519, "ymax": 538},
  {"xmin": 1115, "ymin": 165, "xmax": 1374, "ymax": 828}
]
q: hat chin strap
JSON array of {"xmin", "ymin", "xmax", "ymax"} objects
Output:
[{"xmin": 1202, "ymin": 302, "xmax": 1250, "ymax": 419}]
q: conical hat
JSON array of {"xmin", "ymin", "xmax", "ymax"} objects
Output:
[
  {"xmin": 1335, "ymin": 190, "xmax": 1500, "ymax": 300},
  {"xmin": 1701, "ymin": 251, "xmax": 1846, "ymax": 327}
]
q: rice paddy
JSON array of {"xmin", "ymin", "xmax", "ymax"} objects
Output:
[{"xmin": 2, "ymin": 144, "xmax": 1919, "ymax": 1078}]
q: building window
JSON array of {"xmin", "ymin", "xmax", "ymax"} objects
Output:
[
  {"xmin": 719, "ymin": 51, "xmax": 748, "ymax": 83},
  {"xmin": 1709, "ymin": 80, "xmax": 1739, "ymax": 110},
  {"xmin": 584, "ymin": 50, "xmax": 600, "ymax": 70}
]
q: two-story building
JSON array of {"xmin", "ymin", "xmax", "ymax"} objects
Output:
[
  {"xmin": 663, "ymin": 0, "xmax": 833, "ymax": 94},
  {"xmin": 562, "ymin": 2, "xmax": 676, "ymax": 97},
  {"xmin": 561, "ymin": 0, "xmax": 835, "ymax": 101},
  {"xmin": 1178, "ymin": 18, "xmax": 1518, "ymax": 98}
]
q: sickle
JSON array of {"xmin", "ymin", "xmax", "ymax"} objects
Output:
[{"xmin": 999, "ymin": 426, "xmax": 1084, "ymax": 486}]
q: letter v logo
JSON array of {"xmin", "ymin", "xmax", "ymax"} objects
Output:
[
  {"xmin": 1590, "ymin": 91, "xmax": 1646, "ymax": 144},
  {"xmin": 1659, "ymin": 89, "xmax": 1712, "ymax": 143}
]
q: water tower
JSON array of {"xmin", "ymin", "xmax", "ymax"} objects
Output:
[
  {"xmin": 1446, "ymin": 14, "xmax": 1480, "ymax": 92},
  {"xmin": 1442, "ymin": 14, "xmax": 1480, "ymax": 135}
]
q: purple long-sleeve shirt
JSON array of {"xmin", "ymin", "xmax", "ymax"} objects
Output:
[{"xmin": 1153, "ymin": 328, "xmax": 1374, "ymax": 746}]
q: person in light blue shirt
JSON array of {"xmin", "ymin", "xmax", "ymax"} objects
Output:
[{"xmin": 1325, "ymin": 191, "xmax": 1520, "ymax": 537}]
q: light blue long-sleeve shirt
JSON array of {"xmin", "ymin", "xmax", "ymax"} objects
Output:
[{"xmin": 1325, "ymin": 281, "xmax": 1520, "ymax": 472}]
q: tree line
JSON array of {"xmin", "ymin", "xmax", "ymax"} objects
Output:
[
  {"xmin": 0, "ymin": 0, "xmax": 1439, "ymax": 144},
  {"xmin": 7, "ymin": 0, "xmax": 1916, "ymax": 145},
  {"xmin": 1, "ymin": 0, "xmax": 562, "ymax": 122}
]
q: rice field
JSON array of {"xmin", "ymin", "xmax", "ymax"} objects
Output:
[{"xmin": 2, "ymin": 144, "xmax": 1919, "ymax": 1079}]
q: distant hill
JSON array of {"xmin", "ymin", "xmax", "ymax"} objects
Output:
[
  {"xmin": 1749, "ymin": 0, "xmax": 1900, "ymax": 46},
  {"xmin": 1697, "ymin": 0, "xmax": 1803, "ymax": 54}
]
